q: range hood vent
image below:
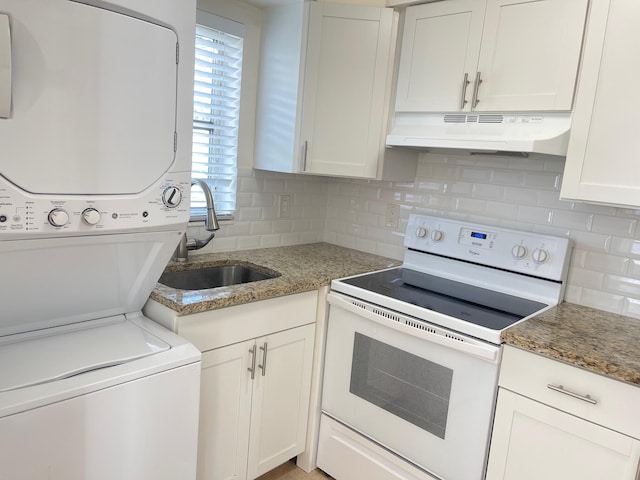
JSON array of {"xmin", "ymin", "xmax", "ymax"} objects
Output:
[{"xmin": 387, "ymin": 112, "xmax": 571, "ymax": 156}]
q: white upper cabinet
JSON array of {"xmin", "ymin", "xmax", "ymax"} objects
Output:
[
  {"xmin": 395, "ymin": 0, "xmax": 589, "ymax": 113},
  {"xmin": 561, "ymin": 0, "xmax": 640, "ymax": 208},
  {"xmin": 395, "ymin": 0, "xmax": 485, "ymax": 112},
  {"xmin": 254, "ymin": 1, "xmax": 418, "ymax": 180}
]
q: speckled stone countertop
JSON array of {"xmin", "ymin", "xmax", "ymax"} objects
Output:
[
  {"xmin": 149, "ymin": 242, "xmax": 400, "ymax": 316},
  {"xmin": 502, "ymin": 302, "xmax": 640, "ymax": 386}
]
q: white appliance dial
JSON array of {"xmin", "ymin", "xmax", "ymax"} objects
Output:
[
  {"xmin": 162, "ymin": 186, "xmax": 183, "ymax": 208},
  {"xmin": 82, "ymin": 208, "xmax": 101, "ymax": 225},
  {"xmin": 532, "ymin": 248, "xmax": 550, "ymax": 264},
  {"xmin": 48, "ymin": 208, "xmax": 69, "ymax": 227},
  {"xmin": 511, "ymin": 244, "xmax": 528, "ymax": 259},
  {"xmin": 431, "ymin": 230, "xmax": 444, "ymax": 242},
  {"xmin": 416, "ymin": 227, "xmax": 428, "ymax": 238}
]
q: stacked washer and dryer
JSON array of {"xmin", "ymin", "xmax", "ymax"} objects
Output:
[{"xmin": 0, "ymin": 1, "xmax": 201, "ymax": 478}]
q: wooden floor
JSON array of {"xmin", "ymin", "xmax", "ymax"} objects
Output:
[{"xmin": 256, "ymin": 460, "xmax": 333, "ymax": 480}]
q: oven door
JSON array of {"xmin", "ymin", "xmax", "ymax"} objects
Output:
[{"xmin": 322, "ymin": 292, "xmax": 501, "ymax": 480}]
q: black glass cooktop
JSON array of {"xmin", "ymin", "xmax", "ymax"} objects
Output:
[{"xmin": 340, "ymin": 268, "xmax": 548, "ymax": 331}]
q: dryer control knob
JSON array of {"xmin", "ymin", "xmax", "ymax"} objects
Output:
[
  {"xmin": 162, "ymin": 186, "xmax": 183, "ymax": 208},
  {"xmin": 48, "ymin": 208, "xmax": 69, "ymax": 227},
  {"xmin": 416, "ymin": 227, "xmax": 428, "ymax": 238},
  {"xmin": 431, "ymin": 230, "xmax": 444, "ymax": 242},
  {"xmin": 532, "ymin": 248, "xmax": 550, "ymax": 264},
  {"xmin": 512, "ymin": 244, "xmax": 528, "ymax": 259},
  {"xmin": 82, "ymin": 208, "xmax": 101, "ymax": 225}
]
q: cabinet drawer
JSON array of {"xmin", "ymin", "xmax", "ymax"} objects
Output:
[
  {"xmin": 176, "ymin": 291, "xmax": 318, "ymax": 352},
  {"xmin": 500, "ymin": 345, "xmax": 640, "ymax": 439}
]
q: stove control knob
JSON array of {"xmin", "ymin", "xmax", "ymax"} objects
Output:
[
  {"xmin": 431, "ymin": 230, "xmax": 444, "ymax": 242},
  {"xmin": 48, "ymin": 208, "xmax": 69, "ymax": 227},
  {"xmin": 416, "ymin": 227, "xmax": 428, "ymax": 238},
  {"xmin": 82, "ymin": 208, "xmax": 101, "ymax": 225},
  {"xmin": 162, "ymin": 186, "xmax": 183, "ymax": 208},
  {"xmin": 512, "ymin": 244, "xmax": 528, "ymax": 260},
  {"xmin": 532, "ymin": 248, "xmax": 550, "ymax": 264}
]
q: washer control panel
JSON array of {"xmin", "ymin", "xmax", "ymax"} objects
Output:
[
  {"xmin": 0, "ymin": 174, "xmax": 191, "ymax": 237},
  {"xmin": 404, "ymin": 214, "xmax": 571, "ymax": 280}
]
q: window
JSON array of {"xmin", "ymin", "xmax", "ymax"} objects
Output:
[{"xmin": 191, "ymin": 11, "xmax": 244, "ymax": 220}]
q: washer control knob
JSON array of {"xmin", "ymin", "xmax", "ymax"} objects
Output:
[
  {"xmin": 48, "ymin": 208, "xmax": 69, "ymax": 227},
  {"xmin": 512, "ymin": 244, "xmax": 528, "ymax": 259},
  {"xmin": 431, "ymin": 230, "xmax": 444, "ymax": 242},
  {"xmin": 162, "ymin": 186, "xmax": 183, "ymax": 208},
  {"xmin": 416, "ymin": 227, "xmax": 428, "ymax": 238},
  {"xmin": 82, "ymin": 208, "xmax": 101, "ymax": 225},
  {"xmin": 532, "ymin": 248, "xmax": 550, "ymax": 264}
]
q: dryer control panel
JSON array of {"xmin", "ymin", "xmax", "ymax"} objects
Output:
[{"xmin": 0, "ymin": 173, "xmax": 191, "ymax": 238}]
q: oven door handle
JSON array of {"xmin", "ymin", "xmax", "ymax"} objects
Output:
[{"xmin": 328, "ymin": 293, "xmax": 500, "ymax": 363}]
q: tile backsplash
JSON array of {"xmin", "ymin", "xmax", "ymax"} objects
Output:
[
  {"xmin": 186, "ymin": 166, "xmax": 328, "ymax": 253},
  {"xmin": 189, "ymin": 152, "xmax": 640, "ymax": 320}
]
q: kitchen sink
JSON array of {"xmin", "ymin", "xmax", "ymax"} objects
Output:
[{"xmin": 159, "ymin": 264, "xmax": 280, "ymax": 290}]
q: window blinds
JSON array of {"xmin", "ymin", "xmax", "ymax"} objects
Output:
[{"xmin": 191, "ymin": 22, "xmax": 243, "ymax": 219}]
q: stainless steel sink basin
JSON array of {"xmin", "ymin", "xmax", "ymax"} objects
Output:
[{"xmin": 159, "ymin": 264, "xmax": 279, "ymax": 290}]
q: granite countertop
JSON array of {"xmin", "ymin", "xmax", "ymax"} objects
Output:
[
  {"xmin": 502, "ymin": 302, "xmax": 640, "ymax": 386},
  {"xmin": 149, "ymin": 242, "xmax": 400, "ymax": 316}
]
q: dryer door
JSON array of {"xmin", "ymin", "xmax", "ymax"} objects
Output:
[{"xmin": 0, "ymin": 0, "xmax": 178, "ymax": 195}]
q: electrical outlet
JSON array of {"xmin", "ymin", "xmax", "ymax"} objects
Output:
[
  {"xmin": 385, "ymin": 203, "xmax": 400, "ymax": 229},
  {"xmin": 279, "ymin": 194, "xmax": 292, "ymax": 218}
]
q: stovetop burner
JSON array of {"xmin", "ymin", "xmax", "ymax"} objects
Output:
[{"xmin": 341, "ymin": 267, "xmax": 548, "ymax": 331}]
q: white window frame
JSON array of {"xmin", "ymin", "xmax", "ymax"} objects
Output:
[{"xmin": 191, "ymin": 10, "xmax": 245, "ymax": 221}]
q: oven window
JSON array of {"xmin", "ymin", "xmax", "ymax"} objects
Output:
[{"xmin": 350, "ymin": 333, "xmax": 453, "ymax": 439}]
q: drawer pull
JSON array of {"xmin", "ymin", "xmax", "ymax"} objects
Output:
[{"xmin": 547, "ymin": 384, "xmax": 597, "ymax": 404}]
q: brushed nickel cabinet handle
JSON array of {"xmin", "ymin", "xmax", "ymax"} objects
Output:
[
  {"xmin": 460, "ymin": 72, "xmax": 470, "ymax": 110},
  {"xmin": 248, "ymin": 344, "xmax": 257, "ymax": 380},
  {"xmin": 302, "ymin": 140, "xmax": 308, "ymax": 171},
  {"xmin": 547, "ymin": 384, "xmax": 597, "ymax": 404},
  {"xmin": 258, "ymin": 342, "xmax": 268, "ymax": 377},
  {"xmin": 471, "ymin": 71, "xmax": 483, "ymax": 109}
]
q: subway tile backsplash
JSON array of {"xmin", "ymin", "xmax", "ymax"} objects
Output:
[
  {"xmin": 186, "ymin": 166, "xmax": 328, "ymax": 254},
  {"xmin": 189, "ymin": 153, "xmax": 640, "ymax": 320}
]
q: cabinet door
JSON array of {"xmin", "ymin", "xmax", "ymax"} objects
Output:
[
  {"xmin": 475, "ymin": 0, "xmax": 588, "ymax": 111},
  {"xmin": 197, "ymin": 341, "xmax": 254, "ymax": 480},
  {"xmin": 247, "ymin": 324, "xmax": 315, "ymax": 479},
  {"xmin": 486, "ymin": 389, "xmax": 640, "ymax": 480},
  {"xmin": 300, "ymin": 3, "xmax": 394, "ymax": 178},
  {"xmin": 395, "ymin": 0, "xmax": 485, "ymax": 112},
  {"xmin": 561, "ymin": 0, "xmax": 640, "ymax": 207}
]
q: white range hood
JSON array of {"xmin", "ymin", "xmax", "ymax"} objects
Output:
[{"xmin": 386, "ymin": 112, "xmax": 571, "ymax": 156}]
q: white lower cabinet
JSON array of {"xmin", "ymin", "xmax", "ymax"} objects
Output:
[
  {"xmin": 487, "ymin": 346, "xmax": 640, "ymax": 480},
  {"xmin": 198, "ymin": 324, "xmax": 315, "ymax": 480},
  {"xmin": 144, "ymin": 291, "xmax": 319, "ymax": 480},
  {"xmin": 487, "ymin": 389, "xmax": 640, "ymax": 480}
]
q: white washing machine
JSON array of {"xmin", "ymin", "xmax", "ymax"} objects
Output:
[{"xmin": 0, "ymin": 1, "xmax": 201, "ymax": 478}]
